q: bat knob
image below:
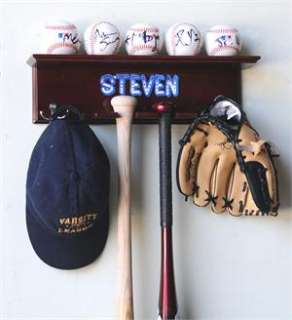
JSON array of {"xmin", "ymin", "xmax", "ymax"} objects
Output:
[
  {"xmin": 153, "ymin": 101, "xmax": 174, "ymax": 114},
  {"xmin": 111, "ymin": 95, "xmax": 137, "ymax": 116}
]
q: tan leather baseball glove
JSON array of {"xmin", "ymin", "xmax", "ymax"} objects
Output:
[{"xmin": 176, "ymin": 96, "xmax": 279, "ymax": 216}]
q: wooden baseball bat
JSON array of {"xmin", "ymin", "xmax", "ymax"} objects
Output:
[
  {"xmin": 154, "ymin": 102, "xmax": 178, "ymax": 320},
  {"xmin": 111, "ymin": 95, "xmax": 137, "ymax": 320}
]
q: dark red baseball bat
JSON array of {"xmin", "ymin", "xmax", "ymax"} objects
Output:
[{"xmin": 154, "ymin": 102, "xmax": 178, "ymax": 320}]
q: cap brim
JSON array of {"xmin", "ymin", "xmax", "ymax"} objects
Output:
[{"xmin": 26, "ymin": 199, "xmax": 109, "ymax": 270}]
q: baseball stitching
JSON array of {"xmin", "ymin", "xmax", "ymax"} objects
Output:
[
  {"xmin": 131, "ymin": 44, "xmax": 158, "ymax": 54},
  {"xmin": 171, "ymin": 25, "xmax": 179, "ymax": 55},
  {"xmin": 89, "ymin": 23, "xmax": 98, "ymax": 54},
  {"xmin": 45, "ymin": 24, "xmax": 76, "ymax": 30},
  {"xmin": 208, "ymin": 28, "xmax": 238, "ymax": 34},
  {"xmin": 133, "ymin": 44, "xmax": 157, "ymax": 50},
  {"xmin": 130, "ymin": 27, "xmax": 159, "ymax": 33},
  {"xmin": 210, "ymin": 45, "xmax": 240, "ymax": 55},
  {"xmin": 47, "ymin": 43, "xmax": 77, "ymax": 54}
]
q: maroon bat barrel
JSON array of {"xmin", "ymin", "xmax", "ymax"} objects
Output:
[{"xmin": 154, "ymin": 102, "xmax": 178, "ymax": 320}]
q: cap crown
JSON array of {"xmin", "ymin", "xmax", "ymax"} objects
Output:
[{"xmin": 27, "ymin": 119, "xmax": 110, "ymax": 235}]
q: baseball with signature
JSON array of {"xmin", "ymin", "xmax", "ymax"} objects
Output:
[
  {"xmin": 125, "ymin": 23, "xmax": 161, "ymax": 55},
  {"xmin": 40, "ymin": 19, "xmax": 81, "ymax": 54},
  {"xmin": 84, "ymin": 22, "xmax": 121, "ymax": 55},
  {"xmin": 165, "ymin": 23, "xmax": 202, "ymax": 56},
  {"xmin": 205, "ymin": 25, "xmax": 241, "ymax": 56}
]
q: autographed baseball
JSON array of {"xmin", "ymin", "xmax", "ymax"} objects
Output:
[
  {"xmin": 40, "ymin": 19, "xmax": 81, "ymax": 54},
  {"xmin": 125, "ymin": 23, "xmax": 160, "ymax": 55},
  {"xmin": 205, "ymin": 25, "xmax": 241, "ymax": 56},
  {"xmin": 84, "ymin": 22, "xmax": 121, "ymax": 55},
  {"xmin": 165, "ymin": 23, "xmax": 202, "ymax": 56}
]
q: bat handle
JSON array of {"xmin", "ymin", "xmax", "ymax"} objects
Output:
[
  {"xmin": 159, "ymin": 227, "xmax": 177, "ymax": 320},
  {"xmin": 111, "ymin": 95, "xmax": 137, "ymax": 320},
  {"xmin": 154, "ymin": 102, "xmax": 178, "ymax": 320}
]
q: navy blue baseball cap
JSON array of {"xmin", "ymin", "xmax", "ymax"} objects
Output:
[{"xmin": 26, "ymin": 110, "xmax": 110, "ymax": 269}]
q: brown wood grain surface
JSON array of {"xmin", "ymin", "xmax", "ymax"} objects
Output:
[{"xmin": 28, "ymin": 55, "xmax": 260, "ymax": 124}]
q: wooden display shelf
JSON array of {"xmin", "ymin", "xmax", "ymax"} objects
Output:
[{"xmin": 28, "ymin": 54, "xmax": 260, "ymax": 124}]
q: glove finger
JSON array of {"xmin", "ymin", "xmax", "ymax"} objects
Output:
[
  {"xmin": 177, "ymin": 143, "xmax": 196, "ymax": 195},
  {"xmin": 193, "ymin": 123, "xmax": 233, "ymax": 209},
  {"xmin": 193, "ymin": 145, "xmax": 220, "ymax": 208},
  {"xmin": 177, "ymin": 125, "xmax": 208, "ymax": 196},
  {"xmin": 210, "ymin": 152, "xmax": 236, "ymax": 213},
  {"xmin": 243, "ymin": 187, "xmax": 262, "ymax": 216},
  {"xmin": 226, "ymin": 163, "xmax": 249, "ymax": 216}
]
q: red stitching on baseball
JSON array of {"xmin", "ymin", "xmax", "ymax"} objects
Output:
[
  {"xmin": 133, "ymin": 44, "xmax": 156, "ymax": 50},
  {"xmin": 210, "ymin": 45, "xmax": 240, "ymax": 55},
  {"xmin": 172, "ymin": 25, "xmax": 179, "ymax": 55},
  {"xmin": 47, "ymin": 43, "xmax": 77, "ymax": 54},
  {"xmin": 130, "ymin": 28, "xmax": 159, "ymax": 33},
  {"xmin": 45, "ymin": 24, "xmax": 76, "ymax": 30},
  {"xmin": 89, "ymin": 23, "xmax": 98, "ymax": 54},
  {"xmin": 208, "ymin": 29, "xmax": 238, "ymax": 34}
]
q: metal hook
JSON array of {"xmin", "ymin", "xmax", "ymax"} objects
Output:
[
  {"xmin": 39, "ymin": 104, "xmax": 69, "ymax": 121},
  {"xmin": 50, "ymin": 103, "xmax": 67, "ymax": 119},
  {"xmin": 57, "ymin": 113, "xmax": 67, "ymax": 119},
  {"xmin": 39, "ymin": 110, "xmax": 51, "ymax": 121}
]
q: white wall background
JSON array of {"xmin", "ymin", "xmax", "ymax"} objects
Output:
[{"xmin": 0, "ymin": 0, "xmax": 292, "ymax": 319}]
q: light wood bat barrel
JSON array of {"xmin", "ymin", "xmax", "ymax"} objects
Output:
[{"xmin": 111, "ymin": 95, "xmax": 137, "ymax": 320}]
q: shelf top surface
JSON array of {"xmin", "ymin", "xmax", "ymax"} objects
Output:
[{"xmin": 28, "ymin": 54, "xmax": 261, "ymax": 66}]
